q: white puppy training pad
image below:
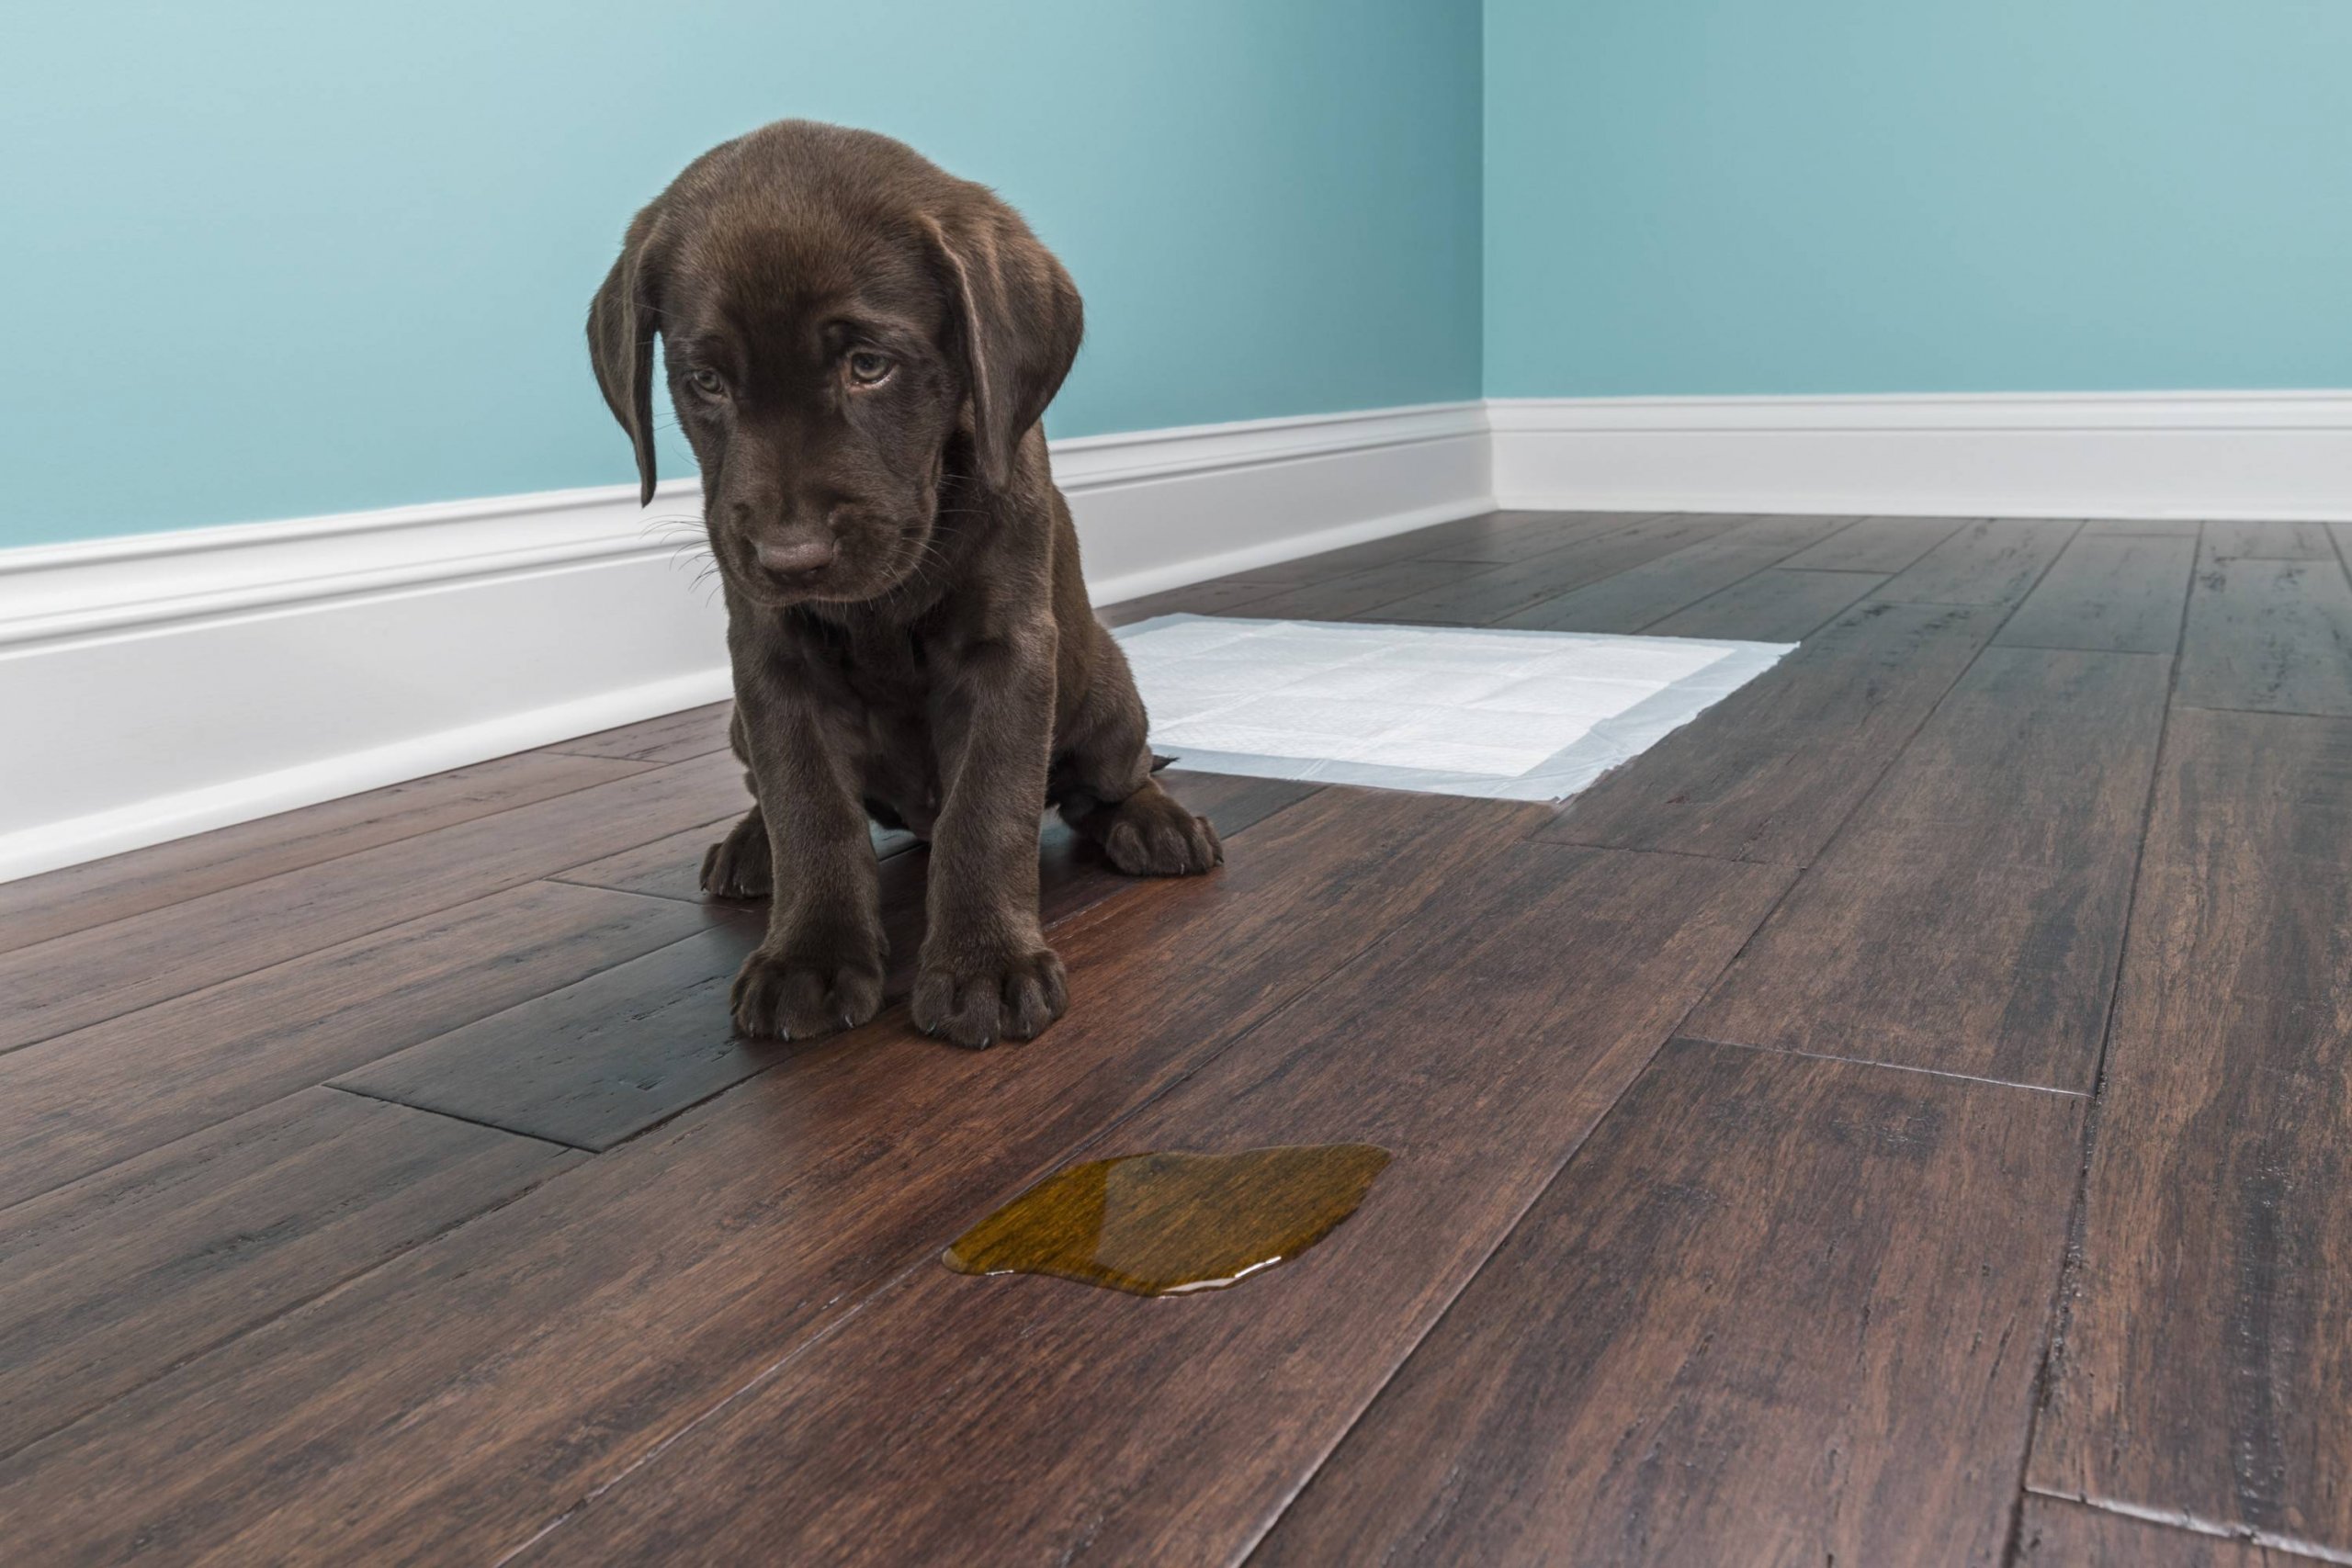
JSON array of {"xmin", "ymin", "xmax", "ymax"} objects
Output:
[{"xmin": 1113, "ymin": 615, "xmax": 1792, "ymax": 802}]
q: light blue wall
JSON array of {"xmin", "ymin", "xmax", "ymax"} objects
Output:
[
  {"xmin": 1485, "ymin": 0, "xmax": 2352, "ymax": 398},
  {"xmin": 0, "ymin": 1, "xmax": 1482, "ymax": 548}
]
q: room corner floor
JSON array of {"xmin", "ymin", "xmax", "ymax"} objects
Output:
[{"xmin": 4, "ymin": 510, "xmax": 2349, "ymax": 1563}]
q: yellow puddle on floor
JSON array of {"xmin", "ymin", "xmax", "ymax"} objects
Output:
[{"xmin": 943, "ymin": 1145, "xmax": 1392, "ymax": 1297}]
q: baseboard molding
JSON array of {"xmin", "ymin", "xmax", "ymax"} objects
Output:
[
  {"xmin": 0, "ymin": 401, "xmax": 1490, "ymax": 881},
  {"xmin": 1489, "ymin": 391, "xmax": 2352, "ymax": 521},
  {"xmin": 17, "ymin": 386, "xmax": 2344, "ymax": 881}
]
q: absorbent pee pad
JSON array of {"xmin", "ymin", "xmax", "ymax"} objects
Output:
[{"xmin": 1112, "ymin": 615, "xmax": 1792, "ymax": 802}]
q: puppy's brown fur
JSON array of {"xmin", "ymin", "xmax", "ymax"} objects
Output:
[{"xmin": 589, "ymin": 120, "xmax": 1216, "ymax": 1048}]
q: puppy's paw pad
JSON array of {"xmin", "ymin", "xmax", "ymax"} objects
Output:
[
  {"xmin": 1101, "ymin": 790, "xmax": 1222, "ymax": 877},
  {"xmin": 910, "ymin": 946, "xmax": 1068, "ymax": 1049},
  {"xmin": 730, "ymin": 946, "xmax": 882, "ymax": 1041},
  {"xmin": 699, "ymin": 816, "xmax": 774, "ymax": 900}
]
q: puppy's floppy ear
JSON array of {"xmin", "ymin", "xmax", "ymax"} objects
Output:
[
  {"xmin": 921, "ymin": 196, "xmax": 1083, "ymax": 490},
  {"xmin": 586, "ymin": 206, "xmax": 667, "ymax": 506}
]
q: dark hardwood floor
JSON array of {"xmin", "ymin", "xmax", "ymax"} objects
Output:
[{"xmin": 3, "ymin": 509, "xmax": 2348, "ymax": 1564}]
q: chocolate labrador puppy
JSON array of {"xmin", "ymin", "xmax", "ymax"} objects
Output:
[{"xmin": 588, "ymin": 120, "xmax": 1218, "ymax": 1049}]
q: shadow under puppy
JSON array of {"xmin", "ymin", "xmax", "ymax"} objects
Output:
[{"xmin": 588, "ymin": 119, "xmax": 1219, "ymax": 1049}]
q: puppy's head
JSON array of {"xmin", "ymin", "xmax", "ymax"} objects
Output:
[{"xmin": 587, "ymin": 121, "xmax": 1082, "ymax": 607}]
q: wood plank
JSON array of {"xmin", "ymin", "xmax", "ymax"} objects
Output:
[
  {"xmin": 0, "ymin": 750, "xmax": 645, "ymax": 951},
  {"xmin": 0, "ymin": 1088, "xmax": 574, "ymax": 1458},
  {"xmin": 2029, "ymin": 708, "xmax": 2352, "ymax": 1552},
  {"xmin": 1686, "ymin": 648, "xmax": 2170, "ymax": 1089},
  {"xmin": 1877, "ymin": 517, "xmax": 2078, "ymax": 605},
  {"xmin": 1776, "ymin": 514, "xmax": 1967, "ymax": 572},
  {"xmin": 2202, "ymin": 520, "xmax": 2336, "ymax": 561},
  {"xmin": 1542, "ymin": 600, "xmax": 2004, "ymax": 864},
  {"xmin": 1497, "ymin": 516, "xmax": 1849, "ymax": 633},
  {"xmin": 0, "ymin": 789, "xmax": 1542, "ymax": 1566},
  {"xmin": 541, "ymin": 702, "xmax": 734, "ymax": 764},
  {"xmin": 2016, "ymin": 1498, "xmax": 2300, "ymax": 1567},
  {"xmin": 0, "ymin": 881, "xmax": 710, "ymax": 1210},
  {"xmin": 551, "ymin": 818, "xmax": 919, "ymax": 902},
  {"xmin": 502, "ymin": 851, "xmax": 1794, "ymax": 1566},
  {"xmin": 1361, "ymin": 514, "xmax": 1736, "ymax": 625},
  {"xmin": 1095, "ymin": 578, "xmax": 1277, "ymax": 627},
  {"xmin": 1407, "ymin": 510, "xmax": 1656, "ymax": 565},
  {"xmin": 1996, "ymin": 534, "xmax": 2198, "ymax": 654},
  {"xmin": 1227, "ymin": 557, "xmax": 1497, "ymax": 620},
  {"xmin": 2177, "ymin": 556, "xmax": 2352, "ymax": 716},
  {"xmin": 1645, "ymin": 569, "xmax": 1886, "ymax": 642},
  {"xmin": 1206, "ymin": 513, "xmax": 1611, "ymax": 584},
  {"xmin": 0, "ymin": 750, "xmax": 751, "ymax": 1053},
  {"xmin": 1203, "ymin": 515, "xmax": 1534, "ymax": 585},
  {"xmin": 335, "ymin": 772, "xmax": 1319, "ymax": 1150},
  {"xmin": 2082, "ymin": 517, "xmax": 2201, "ymax": 537},
  {"xmin": 1254, "ymin": 1043, "xmax": 2083, "ymax": 1568}
]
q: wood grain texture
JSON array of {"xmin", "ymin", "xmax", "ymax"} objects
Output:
[
  {"xmin": 1686, "ymin": 648, "xmax": 2171, "ymax": 1089},
  {"xmin": 1645, "ymin": 569, "xmax": 1887, "ymax": 642},
  {"xmin": 0, "ymin": 789, "xmax": 1541, "ymax": 1567},
  {"xmin": 1996, "ymin": 534, "xmax": 2198, "ymax": 654},
  {"xmin": 1205, "ymin": 514, "xmax": 1545, "ymax": 585},
  {"xmin": 1543, "ymin": 601, "xmax": 2003, "ymax": 864},
  {"xmin": 2015, "ymin": 1498, "xmax": 2304, "ymax": 1567},
  {"xmin": 331, "ymin": 919, "xmax": 769, "ymax": 1150},
  {"xmin": 0, "ymin": 881, "xmax": 708, "ymax": 1209},
  {"xmin": 1407, "ymin": 509, "xmax": 1657, "ymax": 565},
  {"xmin": 337, "ymin": 772, "xmax": 1318, "ymax": 1150},
  {"xmin": 1877, "ymin": 517, "xmax": 2078, "ymax": 605},
  {"xmin": 1228, "ymin": 556, "xmax": 1498, "ymax": 620},
  {"xmin": 1254, "ymin": 1042, "xmax": 2084, "ymax": 1568},
  {"xmin": 2202, "ymin": 520, "xmax": 2337, "ymax": 561},
  {"xmin": 0, "ymin": 750, "xmax": 645, "ymax": 950},
  {"xmin": 2177, "ymin": 556, "xmax": 2352, "ymax": 716},
  {"xmin": 1363, "ymin": 514, "xmax": 1736, "ymax": 625},
  {"xmin": 541, "ymin": 701, "xmax": 734, "ymax": 763},
  {"xmin": 551, "ymin": 818, "xmax": 918, "ymax": 902},
  {"xmin": 0, "ymin": 1088, "xmax": 574, "ymax": 1457},
  {"xmin": 0, "ymin": 750, "xmax": 750, "ymax": 1053},
  {"xmin": 1208, "ymin": 513, "xmax": 1626, "ymax": 584},
  {"xmin": 2030, "ymin": 708, "xmax": 2352, "ymax": 1552},
  {"xmin": 509, "ymin": 848, "xmax": 1794, "ymax": 1566},
  {"xmin": 1496, "ymin": 516, "xmax": 1849, "ymax": 634},
  {"xmin": 1776, "ymin": 515, "xmax": 1969, "ymax": 572},
  {"xmin": 1095, "ymin": 578, "xmax": 1280, "ymax": 626},
  {"xmin": 2082, "ymin": 517, "xmax": 2201, "ymax": 537}
]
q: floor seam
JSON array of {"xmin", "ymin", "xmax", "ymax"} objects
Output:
[
  {"xmin": 321, "ymin": 1082, "xmax": 596, "ymax": 1153},
  {"xmin": 1996, "ymin": 517, "xmax": 2196, "ymax": 1568},
  {"xmin": 2024, "ymin": 1488, "xmax": 2352, "ymax": 1565},
  {"xmin": 1670, "ymin": 1034, "xmax": 2092, "ymax": 1098}
]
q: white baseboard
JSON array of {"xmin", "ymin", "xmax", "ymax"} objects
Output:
[
  {"xmin": 1489, "ymin": 391, "xmax": 2352, "ymax": 521},
  {"xmin": 0, "ymin": 401, "xmax": 1490, "ymax": 881},
  {"xmin": 16, "ymin": 386, "xmax": 2345, "ymax": 882}
]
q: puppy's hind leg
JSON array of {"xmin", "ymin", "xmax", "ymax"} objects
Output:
[
  {"xmin": 700, "ymin": 804, "xmax": 772, "ymax": 899},
  {"xmin": 701, "ymin": 712, "xmax": 773, "ymax": 899},
  {"xmin": 1055, "ymin": 629, "xmax": 1221, "ymax": 877}
]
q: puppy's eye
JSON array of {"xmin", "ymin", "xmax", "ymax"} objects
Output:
[
  {"xmin": 686, "ymin": 367, "xmax": 727, "ymax": 398},
  {"xmin": 845, "ymin": 350, "xmax": 894, "ymax": 387}
]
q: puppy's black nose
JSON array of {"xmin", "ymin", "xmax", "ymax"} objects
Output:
[{"xmin": 754, "ymin": 536, "xmax": 839, "ymax": 577}]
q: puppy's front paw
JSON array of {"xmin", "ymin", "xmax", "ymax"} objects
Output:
[
  {"xmin": 911, "ymin": 943, "xmax": 1068, "ymax": 1049},
  {"xmin": 1100, "ymin": 785, "xmax": 1222, "ymax": 876},
  {"xmin": 730, "ymin": 942, "xmax": 882, "ymax": 1040},
  {"xmin": 700, "ymin": 811, "xmax": 773, "ymax": 900}
]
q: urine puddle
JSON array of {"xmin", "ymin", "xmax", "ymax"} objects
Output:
[{"xmin": 942, "ymin": 1144, "xmax": 1390, "ymax": 1297}]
